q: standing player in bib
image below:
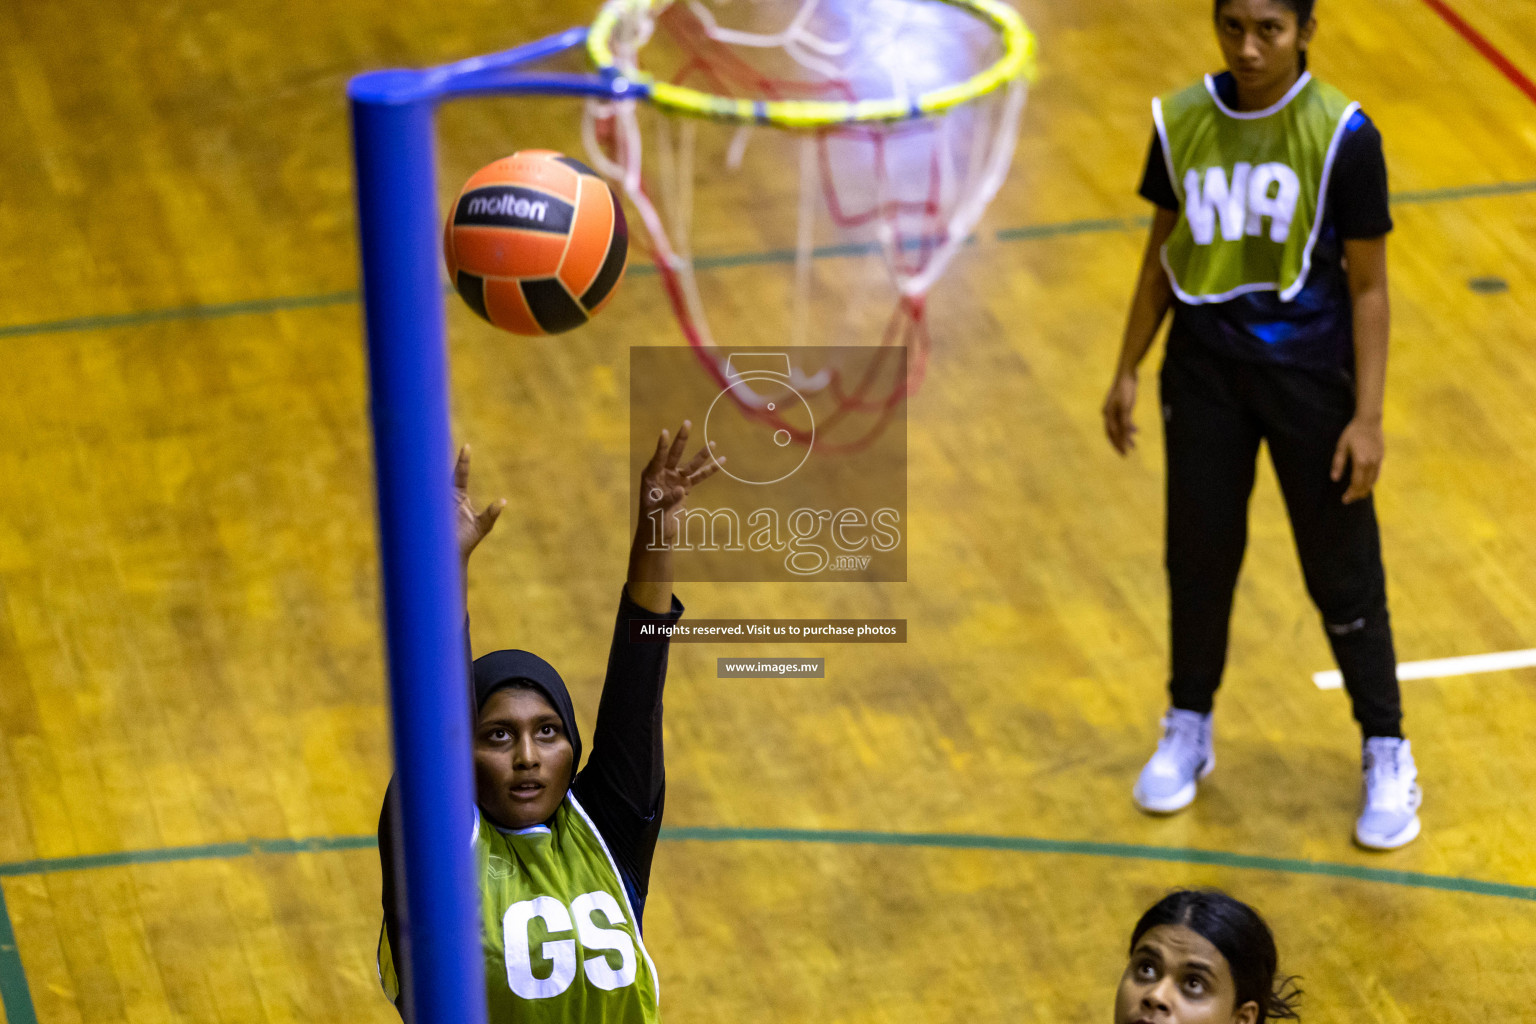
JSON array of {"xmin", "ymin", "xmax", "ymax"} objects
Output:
[
  {"xmin": 1102, "ymin": 0, "xmax": 1422, "ymax": 849},
  {"xmin": 378, "ymin": 424, "xmax": 722, "ymax": 1020}
]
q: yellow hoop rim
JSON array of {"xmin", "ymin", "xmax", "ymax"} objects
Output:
[{"xmin": 587, "ymin": 0, "xmax": 1037, "ymax": 128}]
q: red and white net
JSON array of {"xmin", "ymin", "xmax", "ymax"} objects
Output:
[{"xmin": 584, "ymin": 0, "xmax": 1028, "ymax": 450}]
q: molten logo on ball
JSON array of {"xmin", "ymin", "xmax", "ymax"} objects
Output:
[
  {"xmin": 445, "ymin": 150, "xmax": 628, "ymax": 336},
  {"xmin": 461, "ymin": 190, "xmax": 557, "ymax": 227}
]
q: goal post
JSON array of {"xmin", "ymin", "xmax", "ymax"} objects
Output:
[{"xmin": 347, "ymin": 32, "xmax": 639, "ymax": 1024}]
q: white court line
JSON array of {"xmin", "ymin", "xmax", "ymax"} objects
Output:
[{"xmin": 1313, "ymin": 648, "xmax": 1536, "ymax": 690}]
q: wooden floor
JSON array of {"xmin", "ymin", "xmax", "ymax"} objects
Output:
[{"xmin": 3, "ymin": 0, "xmax": 1536, "ymax": 1021}]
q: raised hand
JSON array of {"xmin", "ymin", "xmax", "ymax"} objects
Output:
[
  {"xmin": 639, "ymin": 421, "xmax": 722, "ymax": 549},
  {"xmin": 454, "ymin": 444, "xmax": 506, "ymax": 566}
]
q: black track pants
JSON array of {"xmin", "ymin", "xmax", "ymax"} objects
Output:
[{"xmin": 1159, "ymin": 334, "xmax": 1402, "ymax": 739}]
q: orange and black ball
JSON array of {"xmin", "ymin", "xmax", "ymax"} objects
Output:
[{"xmin": 444, "ymin": 150, "xmax": 628, "ymax": 335}]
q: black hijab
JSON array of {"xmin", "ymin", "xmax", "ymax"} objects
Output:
[{"xmin": 471, "ymin": 648, "xmax": 582, "ymax": 785}]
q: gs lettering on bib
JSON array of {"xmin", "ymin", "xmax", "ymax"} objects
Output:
[
  {"xmin": 1153, "ymin": 72, "xmax": 1359, "ymax": 303},
  {"xmin": 503, "ymin": 891, "xmax": 639, "ymax": 1000}
]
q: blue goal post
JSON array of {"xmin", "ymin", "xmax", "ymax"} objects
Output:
[{"xmin": 347, "ymin": 30, "xmax": 642, "ymax": 1024}]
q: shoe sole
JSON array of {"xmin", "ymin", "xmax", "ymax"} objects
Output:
[
  {"xmin": 1354, "ymin": 813, "xmax": 1422, "ymax": 851},
  {"xmin": 1133, "ymin": 755, "xmax": 1214, "ymax": 815}
]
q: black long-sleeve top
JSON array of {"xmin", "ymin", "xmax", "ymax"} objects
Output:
[{"xmin": 569, "ymin": 588, "xmax": 684, "ymax": 921}]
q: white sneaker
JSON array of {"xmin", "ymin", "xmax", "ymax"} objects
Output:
[
  {"xmin": 1133, "ymin": 709, "xmax": 1214, "ymax": 814},
  {"xmin": 1355, "ymin": 737, "xmax": 1422, "ymax": 850}
]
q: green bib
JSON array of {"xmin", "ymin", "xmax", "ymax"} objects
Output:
[
  {"xmin": 1154, "ymin": 72, "xmax": 1358, "ymax": 303},
  {"xmin": 379, "ymin": 795, "xmax": 661, "ymax": 1023}
]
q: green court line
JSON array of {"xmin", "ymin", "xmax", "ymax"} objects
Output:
[
  {"xmin": 0, "ymin": 289, "xmax": 361, "ymax": 340},
  {"xmin": 1, "ymin": 177, "xmax": 1531, "ymax": 343},
  {"xmin": 1, "ymin": 826, "xmax": 1532, "ymax": 902},
  {"xmin": 0, "ymin": 835, "xmax": 377, "ymax": 879},
  {"xmin": 995, "ymin": 216, "xmax": 1149, "ymax": 240},
  {"xmin": 692, "ymin": 239, "xmax": 880, "ymax": 269},
  {"xmin": 1393, "ymin": 178, "xmax": 1536, "ymax": 204},
  {"xmin": 3, "ymin": 825, "xmax": 1532, "ymax": 1024},
  {"xmin": 0, "ymin": 883, "xmax": 38, "ymax": 1024},
  {"xmin": 664, "ymin": 827, "xmax": 1536, "ymax": 902}
]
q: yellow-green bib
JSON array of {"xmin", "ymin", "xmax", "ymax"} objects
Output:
[
  {"xmin": 1154, "ymin": 72, "xmax": 1359, "ymax": 304},
  {"xmin": 379, "ymin": 794, "xmax": 661, "ymax": 1023}
]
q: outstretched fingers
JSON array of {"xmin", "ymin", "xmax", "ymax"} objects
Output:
[
  {"xmin": 477, "ymin": 498, "xmax": 507, "ymax": 534},
  {"xmin": 686, "ymin": 453, "xmax": 723, "ymax": 489},
  {"xmin": 454, "ymin": 443, "xmax": 472, "ymax": 490},
  {"xmin": 646, "ymin": 422, "xmax": 724, "ymax": 503},
  {"xmin": 680, "ymin": 439, "xmax": 718, "ymax": 478},
  {"xmin": 663, "ymin": 420, "xmax": 692, "ymax": 471},
  {"xmin": 651, "ymin": 428, "xmax": 672, "ymax": 467}
]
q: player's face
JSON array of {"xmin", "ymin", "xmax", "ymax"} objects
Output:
[
  {"xmin": 1214, "ymin": 0, "xmax": 1315, "ymax": 107},
  {"xmin": 474, "ymin": 687, "xmax": 574, "ymax": 829},
  {"xmin": 1113, "ymin": 925, "xmax": 1258, "ymax": 1024}
]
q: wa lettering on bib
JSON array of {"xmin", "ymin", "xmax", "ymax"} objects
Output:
[
  {"xmin": 379, "ymin": 795, "xmax": 661, "ymax": 1023},
  {"xmin": 1153, "ymin": 72, "xmax": 1359, "ymax": 303}
]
